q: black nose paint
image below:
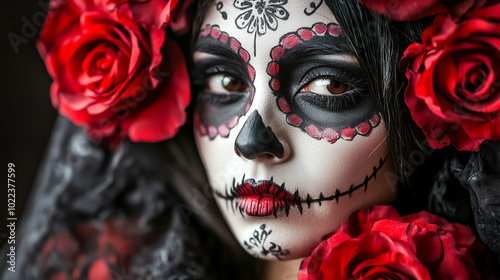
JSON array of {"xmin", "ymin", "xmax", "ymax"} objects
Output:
[{"xmin": 234, "ymin": 110, "xmax": 284, "ymax": 159}]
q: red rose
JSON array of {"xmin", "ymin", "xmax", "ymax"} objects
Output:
[
  {"xmin": 38, "ymin": 0, "xmax": 190, "ymax": 146},
  {"xmin": 401, "ymin": 4, "xmax": 500, "ymax": 151},
  {"xmin": 357, "ymin": 0, "xmax": 494, "ymax": 21},
  {"xmin": 105, "ymin": 0, "xmax": 195, "ymax": 33},
  {"xmin": 299, "ymin": 206, "xmax": 486, "ymax": 280},
  {"xmin": 299, "ymin": 231, "xmax": 431, "ymax": 279}
]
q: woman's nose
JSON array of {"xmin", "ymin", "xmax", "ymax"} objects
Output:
[{"xmin": 234, "ymin": 110, "xmax": 284, "ymax": 160}]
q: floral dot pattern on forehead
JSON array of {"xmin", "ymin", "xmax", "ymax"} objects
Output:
[
  {"xmin": 194, "ymin": 24, "xmax": 256, "ymax": 139},
  {"xmin": 266, "ymin": 22, "xmax": 381, "ymax": 143},
  {"xmin": 233, "ymin": 0, "xmax": 290, "ymax": 56}
]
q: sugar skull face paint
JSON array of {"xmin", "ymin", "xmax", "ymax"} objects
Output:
[
  {"xmin": 214, "ymin": 156, "xmax": 388, "ymax": 218},
  {"xmin": 267, "ymin": 23, "xmax": 381, "ymax": 142},
  {"xmin": 193, "ymin": 0, "xmax": 397, "ymax": 260},
  {"xmin": 193, "ymin": 25, "xmax": 256, "ymax": 139}
]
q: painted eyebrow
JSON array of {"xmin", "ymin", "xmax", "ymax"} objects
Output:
[
  {"xmin": 194, "ymin": 37, "xmax": 243, "ymax": 63},
  {"xmin": 279, "ymin": 37, "xmax": 355, "ymax": 65}
]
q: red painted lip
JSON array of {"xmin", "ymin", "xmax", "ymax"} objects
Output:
[{"xmin": 231, "ymin": 179, "xmax": 296, "ymax": 217}]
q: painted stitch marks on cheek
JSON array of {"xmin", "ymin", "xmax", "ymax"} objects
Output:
[
  {"xmin": 213, "ymin": 156, "xmax": 387, "ymax": 216},
  {"xmin": 243, "ymin": 224, "xmax": 290, "ymax": 259},
  {"xmin": 267, "ymin": 23, "xmax": 381, "ymax": 143},
  {"xmin": 302, "ymin": 156, "xmax": 387, "ymax": 208},
  {"xmin": 234, "ymin": 0, "xmax": 289, "ymax": 56},
  {"xmin": 194, "ymin": 24, "xmax": 256, "ymax": 140}
]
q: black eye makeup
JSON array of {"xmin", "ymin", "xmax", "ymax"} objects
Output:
[
  {"xmin": 267, "ymin": 23, "xmax": 381, "ymax": 143},
  {"xmin": 206, "ymin": 73, "xmax": 249, "ymax": 94},
  {"xmin": 192, "ymin": 25, "xmax": 256, "ymax": 139}
]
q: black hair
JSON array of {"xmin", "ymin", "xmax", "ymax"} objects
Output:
[
  {"xmin": 326, "ymin": 0, "xmax": 432, "ymax": 179},
  {"xmin": 189, "ymin": 0, "xmax": 470, "ymax": 219},
  {"xmin": 4, "ymin": 1, "xmax": 478, "ymax": 279},
  {"xmin": 192, "ymin": 0, "xmax": 432, "ymax": 179},
  {"xmin": 6, "ymin": 10, "xmax": 253, "ymax": 277},
  {"xmin": 5, "ymin": 116, "xmax": 254, "ymax": 280},
  {"xmin": 324, "ymin": 1, "xmax": 465, "ymax": 217}
]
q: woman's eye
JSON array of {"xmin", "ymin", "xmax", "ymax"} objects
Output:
[
  {"xmin": 299, "ymin": 77, "xmax": 352, "ymax": 96},
  {"xmin": 206, "ymin": 74, "xmax": 249, "ymax": 94}
]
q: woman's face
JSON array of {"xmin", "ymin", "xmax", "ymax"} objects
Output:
[{"xmin": 193, "ymin": 0, "xmax": 397, "ymax": 260}]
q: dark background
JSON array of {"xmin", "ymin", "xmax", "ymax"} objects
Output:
[{"xmin": 1, "ymin": 1, "xmax": 57, "ymax": 242}]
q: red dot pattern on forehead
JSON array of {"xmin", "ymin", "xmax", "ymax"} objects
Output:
[
  {"xmin": 195, "ymin": 24, "xmax": 256, "ymax": 139},
  {"xmin": 267, "ymin": 23, "xmax": 381, "ymax": 143},
  {"xmin": 267, "ymin": 23, "xmax": 342, "ymax": 97}
]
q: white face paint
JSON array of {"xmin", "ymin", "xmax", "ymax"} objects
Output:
[{"xmin": 193, "ymin": 0, "xmax": 397, "ymax": 260}]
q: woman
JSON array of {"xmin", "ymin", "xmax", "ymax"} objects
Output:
[
  {"xmin": 4, "ymin": 0, "xmax": 499, "ymax": 279},
  {"xmin": 193, "ymin": 0, "xmax": 402, "ymax": 265}
]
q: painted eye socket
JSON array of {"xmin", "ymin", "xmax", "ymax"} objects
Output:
[
  {"xmin": 299, "ymin": 77, "xmax": 352, "ymax": 96},
  {"xmin": 206, "ymin": 73, "xmax": 249, "ymax": 94}
]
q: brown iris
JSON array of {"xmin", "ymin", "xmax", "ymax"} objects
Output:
[
  {"xmin": 300, "ymin": 77, "xmax": 352, "ymax": 96},
  {"xmin": 328, "ymin": 79, "xmax": 351, "ymax": 94},
  {"xmin": 206, "ymin": 73, "xmax": 249, "ymax": 94}
]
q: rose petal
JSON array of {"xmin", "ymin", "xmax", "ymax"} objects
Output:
[
  {"xmin": 125, "ymin": 39, "xmax": 189, "ymax": 142},
  {"xmin": 300, "ymin": 206, "xmax": 486, "ymax": 280},
  {"xmin": 401, "ymin": 9, "xmax": 500, "ymax": 151},
  {"xmin": 357, "ymin": 0, "xmax": 447, "ymax": 21},
  {"xmin": 463, "ymin": 118, "xmax": 500, "ymax": 141}
]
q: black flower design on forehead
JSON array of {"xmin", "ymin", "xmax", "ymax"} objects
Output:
[{"xmin": 234, "ymin": 0, "xmax": 290, "ymax": 56}]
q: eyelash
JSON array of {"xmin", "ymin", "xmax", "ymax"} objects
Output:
[
  {"xmin": 297, "ymin": 67, "xmax": 367, "ymax": 111},
  {"xmin": 197, "ymin": 91, "xmax": 246, "ymax": 104},
  {"xmin": 193, "ymin": 66, "xmax": 249, "ymax": 103}
]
